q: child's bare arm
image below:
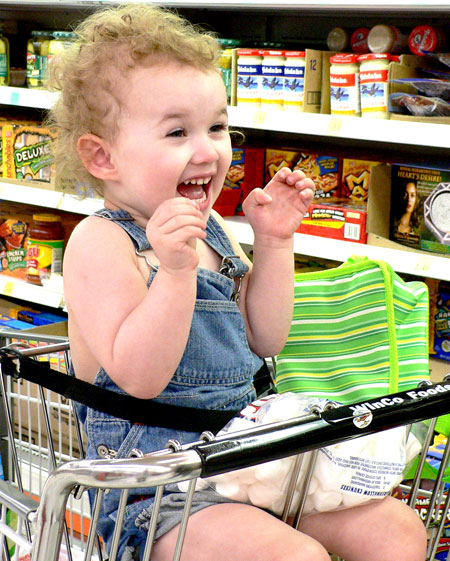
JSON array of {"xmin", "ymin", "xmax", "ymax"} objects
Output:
[
  {"xmin": 240, "ymin": 167, "xmax": 315, "ymax": 357},
  {"xmin": 64, "ymin": 198, "xmax": 206, "ymax": 398}
]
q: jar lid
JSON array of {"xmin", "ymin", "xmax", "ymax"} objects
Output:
[
  {"xmin": 237, "ymin": 48, "xmax": 261, "ymax": 57},
  {"xmin": 52, "ymin": 31, "xmax": 76, "ymax": 40},
  {"xmin": 330, "ymin": 54, "xmax": 358, "ymax": 64},
  {"xmin": 259, "ymin": 49, "xmax": 285, "ymax": 57},
  {"xmin": 327, "ymin": 27, "xmax": 349, "ymax": 52},
  {"xmin": 217, "ymin": 38, "xmax": 242, "ymax": 48},
  {"xmin": 367, "ymin": 24, "xmax": 395, "ymax": 54},
  {"xmin": 31, "ymin": 30, "xmax": 54, "ymax": 37},
  {"xmin": 408, "ymin": 25, "xmax": 441, "ymax": 55},
  {"xmin": 33, "ymin": 213, "xmax": 61, "ymax": 222},
  {"xmin": 284, "ymin": 50, "xmax": 306, "ymax": 58},
  {"xmin": 357, "ymin": 53, "xmax": 392, "ymax": 62},
  {"xmin": 350, "ymin": 28, "xmax": 370, "ymax": 54}
]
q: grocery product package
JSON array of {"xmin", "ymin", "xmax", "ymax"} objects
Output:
[{"xmin": 179, "ymin": 393, "xmax": 420, "ymax": 517}]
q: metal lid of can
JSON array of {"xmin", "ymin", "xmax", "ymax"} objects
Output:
[{"xmin": 330, "ymin": 53, "xmax": 359, "ymax": 64}]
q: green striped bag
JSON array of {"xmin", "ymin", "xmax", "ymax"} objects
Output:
[{"xmin": 275, "ymin": 255, "xmax": 430, "ymax": 405}]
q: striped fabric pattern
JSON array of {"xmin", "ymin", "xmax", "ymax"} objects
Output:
[{"xmin": 275, "ymin": 257, "xmax": 430, "ymax": 405}]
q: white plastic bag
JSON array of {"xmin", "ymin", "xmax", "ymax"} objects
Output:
[{"xmin": 187, "ymin": 393, "xmax": 420, "ymax": 516}]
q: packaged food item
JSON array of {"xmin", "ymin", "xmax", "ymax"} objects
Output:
[
  {"xmin": 408, "ymin": 25, "xmax": 446, "ymax": 56},
  {"xmin": 350, "ymin": 28, "xmax": 370, "ymax": 54},
  {"xmin": 368, "ymin": 25, "xmax": 408, "ymax": 54},
  {"xmin": 218, "ymin": 38, "xmax": 241, "ymax": 105},
  {"xmin": 298, "ymin": 200, "xmax": 368, "ymax": 243},
  {"xmin": 433, "ymin": 281, "xmax": 450, "ymax": 362},
  {"xmin": 48, "ymin": 30, "xmax": 76, "ymax": 69},
  {"xmin": 390, "ymin": 163, "xmax": 450, "ymax": 255},
  {"xmin": 329, "ymin": 54, "xmax": 360, "ymax": 116},
  {"xmin": 0, "ymin": 27, "xmax": 9, "ymax": 86},
  {"xmin": 26, "ymin": 30, "xmax": 53, "ymax": 89},
  {"xmin": 237, "ymin": 49, "xmax": 263, "ymax": 107},
  {"xmin": 265, "ymin": 148, "xmax": 340, "ymax": 198},
  {"xmin": 283, "ymin": 51, "xmax": 306, "ymax": 111},
  {"xmin": 260, "ymin": 50, "xmax": 285, "ymax": 110},
  {"xmin": 390, "ymin": 78, "xmax": 450, "ymax": 101},
  {"xmin": 326, "ymin": 27, "xmax": 349, "ymax": 52},
  {"xmin": 358, "ymin": 53, "xmax": 391, "ymax": 119},
  {"xmin": 25, "ymin": 213, "xmax": 64, "ymax": 286},
  {"xmin": 213, "ymin": 147, "xmax": 245, "ymax": 217},
  {"xmin": 2, "ymin": 123, "xmax": 57, "ymax": 183},
  {"xmin": 390, "ymin": 94, "xmax": 450, "ymax": 117},
  {"xmin": 341, "ymin": 159, "xmax": 381, "ymax": 202},
  {"xmin": 0, "ymin": 213, "xmax": 30, "ymax": 280}
]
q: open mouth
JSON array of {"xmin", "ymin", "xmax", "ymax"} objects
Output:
[{"xmin": 177, "ymin": 176, "xmax": 211, "ymax": 205}]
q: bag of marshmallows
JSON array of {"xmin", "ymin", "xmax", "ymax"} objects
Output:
[{"xmin": 179, "ymin": 393, "xmax": 422, "ymax": 516}]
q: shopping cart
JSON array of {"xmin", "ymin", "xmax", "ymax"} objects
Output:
[{"xmin": 0, "ymin": 337, "xmax": 450, "ymax": 561}]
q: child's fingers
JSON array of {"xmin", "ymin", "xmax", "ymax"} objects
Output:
[{"xmin": 245, "ymin": 188, "xmax": 273, "ymax": 208}]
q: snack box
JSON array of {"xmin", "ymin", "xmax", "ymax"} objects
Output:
[
  {"xmin": 434, "ymin": 281, "xmax": 450, "ymax": 362},
  {"xmin": 390, "ymin": 163, "xmax": 450, "ymax": 255},
  {"xmin": 340, "ymin": 158, "xmax": 382, "ymax": 203},
  {"xmin": 265, "ymin": 148, "xmax": 340, "ymax": 198},
  {"xmin": 0, "ymin": 211, "xmax": 30, "ymax": 280},
  {"xmin": 0, "ymin": 315, "xmax": 32, "ymax": 330},
  {"xmin": 298, "ymin": 199, "xmax": 367, "ymax": 243},
  {"xmin": 15, "ymin": 309, "xmax": 67, "ymax": 326},
  {"xmin": 214, "ymin": 146, "xmax": 265, "ymax": 217},
  {"xmin": 2, "ymin": 122, "xmax": 57, "ymax": 184}
]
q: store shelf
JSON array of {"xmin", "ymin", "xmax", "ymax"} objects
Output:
[
  {"xmin": 2, "ymin": 0, "xmax": 449, "ymax": 12},
  {"xmin": 0, "ymin": 180, "xmax": 104, "ymax": 215},
  {"xmin": 1, "ymin": 86, "xmax": 448, "ymax": 150},
  {"xmin": 227, "ymin": 216, "xmax": 450, "ymax": 282},
  {"xmin": 227, "ymin": 106, "xmax": 450, "ymax": 150},
  {"xmin": 0, "ymin": 275, "xmax": 64, "ymax": 309},
  {"xmin": 0, "ymin": 86, "xmax": 57, "ymax": 110}
]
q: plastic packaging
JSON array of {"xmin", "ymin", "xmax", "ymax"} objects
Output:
[
  {"xmin": 197, "ymin": 393, "xmax": 417, "ymax": 517},
  {"xmin": 283, "ymin": 51, "xmax": 306, "ymax": 111},
  {"xmin": 368, "ymin": 25, "xmax": 408, "ymax": 54},
  {"xmin": 0, "ymin": 28, "xmax": 9, "ymax": 86},
  {"xmin": 408, "ymin": 25, "xmax": 446, "ymax": 56},
  {"xmin": 390, "ymin": 78, "xmax": 450, "ymax": 101},
  {"xmin": 390, "ymin": 93, "xmax": 450, "ymax": 117},
  {"xmin": 327, "ymin": 27, "xmax": 349, "ymax": 52},
  {"xmin": 350, "ymin": 28, "xmax": 370, "ymax": 54},
  {"xmin": 358, "ymin": 53, "xmax": 391, "ymax": 119},
  {"xmin": 27, "ymin": 30, "xmax": 53, "ymax": 89},
  {"xmin": 237, "ymin": 48, "xmax": 263, "ymax": 107},
  {"xmin": 329, "ymin": 54, "xmax": 360, "ymax": 116},
  {"xmin": 261, "ymin": 50, "xmax": 285, "ymax": 110},
  {"xmin": 26, "ymin": 214, "xmax": 64, "ymax": 286}
]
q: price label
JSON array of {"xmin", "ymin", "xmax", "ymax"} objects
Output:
[
  {"xmin": 10, "ymin": 91, "xmax": 20, "ymax": 105},
  {"xmin": 328, "ymin": 117, "xmax": 342, "ymax": 134},
  {"xmin": 253, "ymin": 110, "xmax": 267, "ymax": 127},
  {"xmin": 414, "ymin": 256, "xmax": 432, "ymax": 275},
  {"xmin": 3, "ymin": 280, "xmax": 14, "ymax": 296}
]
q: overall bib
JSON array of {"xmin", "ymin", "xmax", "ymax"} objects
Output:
[{"xmin": 75, "ymin": 208, "xmax": 263, "ymax": 560}]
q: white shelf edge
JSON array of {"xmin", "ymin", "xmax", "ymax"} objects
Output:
[
  {"xmin": 227, "ymin": 106, "xmax": 450, "ymax": 150},
  {"xmin": 0, "ymin": 180, "xmax": 104, "ymax": 215},
  {"xmin": 0, "ymin": 87, "xmax": 448, "ymax": 149},
  {"xmin": 226, "ymin": 216, "xmax": 450, "ymax": 282},
  {"xmin": 0, "ymin": 276, "xmax": 64, "ymax": 309}
]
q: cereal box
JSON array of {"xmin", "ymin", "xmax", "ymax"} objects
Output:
[
  {"xmin": 265, "ymin": 148, "xmax": 340, "ymax": 198},
  {"xmin": 2, "ymin": 123, "xmax": 56, "ymax": 183},
  {"xmin": 390, "ymin": 163, "xmax": 450, "ymax": 255},
  {"xmin": 341, "ymin": 159, "xmax": 381, "ymax": 203}
]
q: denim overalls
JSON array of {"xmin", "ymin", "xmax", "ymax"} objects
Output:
[{"xmin": 76, "ymin": 208, "xmax": 263, "ymax": 560}]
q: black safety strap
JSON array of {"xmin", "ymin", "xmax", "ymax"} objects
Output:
[{"xmin": 0, "ymin": 353, "xmax": 272, "ymax": 434}]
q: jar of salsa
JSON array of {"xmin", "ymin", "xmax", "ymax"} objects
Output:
[{"xmin": 26, "ymin": 214, "xmax": 64, "ymax": 286}]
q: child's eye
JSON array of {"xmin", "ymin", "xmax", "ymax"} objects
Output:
[
  {"xmin": 210, "ymin": 123, "xmax": 228, "ymax": 133},
  {"xmin": 167, "ymin": 128, "xmax": 185, "ymax": 138}
]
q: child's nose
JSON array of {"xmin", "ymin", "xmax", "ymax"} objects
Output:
[{"xmin": 190, "ymin": 136, "xmax": 219, "ymax": 164}]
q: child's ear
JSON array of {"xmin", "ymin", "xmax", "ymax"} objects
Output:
[{"xmin": 77, "ymin": 134, "xmax": 118, "ymax": 181}]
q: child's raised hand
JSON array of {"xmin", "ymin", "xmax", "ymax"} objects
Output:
[
  {"xmin": 242, "ymin": 167, "xmax": 315, "ymax": 241},
  {"xmin": 146, "ymin": 198, "xmax": 207, "ymax": 275}
]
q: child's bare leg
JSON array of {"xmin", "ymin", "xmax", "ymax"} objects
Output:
[
  {"xmin": 299, "ymin": 495, "xmax": 427, "ymax": 561},
  {"xmin": 151, "ymin": 502, "xmax": 331, "ymax": 561}
]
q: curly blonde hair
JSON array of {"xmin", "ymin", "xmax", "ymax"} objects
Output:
[{"xmin": 47, "ymin": 3, "xmax": 220, "ymax": 194}]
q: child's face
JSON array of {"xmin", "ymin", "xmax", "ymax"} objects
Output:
[{"xmin": 105, "ymin": 60, "xmax": 232, "ymax": 223}]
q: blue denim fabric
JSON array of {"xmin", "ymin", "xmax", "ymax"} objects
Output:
[{"xmin": 76, "ymin": 209, "xmax": 263, "ymax": 559}]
